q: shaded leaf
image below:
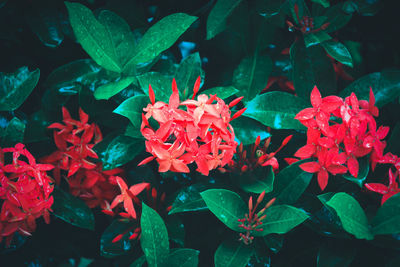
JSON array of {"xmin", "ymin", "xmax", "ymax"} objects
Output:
[
  {"xmin": 201, "ymin": 86, "xmax": 239, "ymax": 100},
  {"xmin": 113, "ymin": 95, "xmax": 149, "ymax": 128},
  {"xmin": 321, "ymin": 40, "xmax": 353, "ymax": 67},
  {"xmin": 169, "ymin": 184, "xmax": 208, "ymax": 215},
  {"xmin": 372, "ymin": 193, "xmax": 400, "ymax": 235},
  {"xmin": 1, "ymin": 117, "xmax": 25, "ymax": 147},
  {"xmin": 263, "ymin": 234, "xmax": 284, "ymax": 254},
  {"xmin": 304, "ymin": 31, "xmax": 332, "ymax": 48},
  {"xmin": 94, "ymin": 76, "xmax": 136, "ymax": 100},
  {"xmin": 175, "ymin": 52, "xmax": 204, "ymax": 98},
  {"xmin": 137, "ymin": 72, "xmax": 172, "ymax": 103},
  {"xmin": 233, "ymin": 166, "xmax": 274, "ymax": 194},
  {"xmin": 317, "ymin": 240, "xmax": 356, "ymax": 267},
  {"xmin": 168, "ymin": 248, "xmax": 199, "ymax": 267},
  {"xmin": 342, "ymin": 156, "xmax": 369, "ymax": 187},
  {"xmin": 207, "ymin": 0, "xmax": 243, "ymax": 40},
  {"xmin": 230, "ymin": 116, "xmax": 271, "ymax": 145},
  {"xmin": 101, "ymin": 220, "xmax": 138, "ymax": 258},
  {"xmin": 214, "ymin": 239, "xmax": 253, "ymax": 267}
]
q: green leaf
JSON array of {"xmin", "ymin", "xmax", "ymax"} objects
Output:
[
  {"xmin": 201, "ymin": 86, "xmax": 239, "ymax": 100},
  {"xmin": 51, "ymin": 187, "xmax": 95, "ymax": 231},
  {"xmin": 140, "ymin": 203, "xmax": 169, "ymax": 267},
  {"xmin": 214, "ymin": 239, "xmax": 253, "ymax": 267},
  {"xmin": 233, "ymin": 54, "xmax": 272, "ymax": 101},
  {"xmin": 175, "ymin": 52, "xmax": 204, "ymax": 98},
  {"xmin": 169, "ymin": 184, "xmax": 208, "ymax": 215},
  {"xmin": 130, "ymin": 256, "xmax": 146, "ymax": 267},
  {"xmin": 312, "ymin": 0, "xmax": 330, "ymax": 8},
  {"xmin": 101, "ymin": 220, "xmax": 138, "ymax": 258},
  {"xmin": 124, "ymin": 13, "xmax": 197, "ymax": 71},
  {"xmin": 98, "ymin": 10, "xmax": 136, "ymax": 67},
  {"xmin": 290, "ymin": 38, "xmax": 337, "ymax": 99},
  {"xmin": 321, "ymin": 40, "xmax": 353, "ymax": 67},
  {"xmin": 304, "ymin": 31, "xmax": 332, "ymax": 47},
  {"xmin": 200, "ymin": 189, "xmax": 248, "ymax": 232},
  {"xmin": 230, "ymin": 116, "xmax": 271, "ymax": 145},
  {"xmin": 372, "ymin": 194, "xmax": 400, "ymax": 235},
  {"xmin": 243, "ymin": 91, "xmax": 308, "ymax": 130},
  {"xmin": 232, "ymin": 166, "xmax": 275, "ymax": 194},
  {"xmin": 1, "ymin": 117, "xmax": 25, "ymax": 147},
  {"xmin": 94, "ymin": 76, "xmax": 136, "ymax": 100},
  {"xmin": 166, "ymin": 217, "xmax": 185, "ymax": 247},
  {"xmin": 0, "ymin": 67, "xmax": 40, "ymax": 111},
  {"xmin": 317, "ymin": 240, "xmax": 356, "ymax": 267},
  {"xmin": 323, "ymin": 3, "xmax": 352, "ymax": 33},
  {"xmin": 95, "ymin": 135, "xmax": 142, "ymax": 170},
  {"xmin": 137, "ymin": 72, "xmax": 172, "ymax": 103},
  {"xmin": 113, "ymin": 95, "xmax": 149, "ymax": 128},
  {"xmin": 254, "ymin": 205, "xmax": 309, "ymax": 236},
  {"xmin": 206, "ymin": 0, "xmax": 243, "ymax": 40},
  {"xmin": 325, "ymin": 192, "xmax": 373, "ymax": 240},
  {"xmin": 168, "ymin": 248, "xmax": 199, "ymax": 267},
  {"xmin": 263, "ymin": 234, "xmax": 284, "ymax": 254},
  {"xmin": 342, "ymin": 156, "xmax": 369, "ymax": 187},
  {"xmin": 65, "ymin": 2, "xmax": 122, "ymax": 72},
  {"xmin": 339, "ymin": 70, "xmax": 400, "ymax": 108},
  {"xmin": 273, "ymin": 159, "xmax": 313, "ymax": 204}
]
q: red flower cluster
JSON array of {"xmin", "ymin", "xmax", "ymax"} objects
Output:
[
  {"xmin": 238, "ymin": 191, "xmax": 275, "ymax": 245},
  {"xmin": 294, "ymin": 86, "xmax": 385, "ymax": 190},
  {"xmin": 0, "ymin": 144, "xmax": 54, "ymax": 246},
  {"xmin": 42, "ymin": 107, "xmax": 121, "ymax": 209},
  {"xmin": 139, "ymin": 77, "xmax": 245, "ymax": 176}
]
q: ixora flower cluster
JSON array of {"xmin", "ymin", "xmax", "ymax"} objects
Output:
[
  {"xmin": 0, "ymin": 144, "xmax": 54, "ymax": 246},
  {"xmin": 139, "ymin": 77, "xmax": 246, "ymax": 176},
  {"xmin": 293, "ymin": 86, "xmax": 400, "ymax": 203},
  {"xmin": 41, "ymin": 107, "xmax": 123, "ymax": 210}
]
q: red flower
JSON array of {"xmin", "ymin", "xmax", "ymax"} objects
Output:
[{"xmin": 365, "ymin": 169, "xmax": 400, "ymax": 205}]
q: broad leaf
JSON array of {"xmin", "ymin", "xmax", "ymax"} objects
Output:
[
  {"xmin": 113, "ymin": 95, "xmax": 149, "ymax": 128},
  {"xmin": 101, "ymin": 220, "xmax": 138, "ymax": 258},
  {"xmin": 140, "ymin": 203, "xmax": 169, "ymax": 267},
  {"xmin": 51, "ymin": 187, "xmax": 95, "ymax": 231},
  {"xmin": 323, "ymin": 3, "xmax": 352, "ymax": 33},
  {"xmin": 342, "ymin": 156, "xmax": 369, "ymax": 187},
  {"xmin": 201, "ymin": 86, "xmax": 239, "ymax": 100},
  {"xmin": 304, "ymin": 31, "xmax": 332, "ymax": 48},
  {"xmin": 232, "ymin": 166, "xmax": 274, "ymax": 194},
  {"xmin": 0, "ymin": 67, "xmax": 40, "ymax": 111},
  {"xmin": 200, "ymin": 189, "xmax": 247, "ymax": 232},
  {"xmin": 233, "ymin": 54, "xmax": 272, "ymax": 101},
  {"xmin": 243, "ymin": 91, "xmax": 307, "ymax": 130},
  {"xmin": 273, "ymin": 159, "xmax": 313, "ymax": 204},
  {"xmin": 168, "ymin": 248, "xmax": 199, "ymax": 267},
  {"xmin": 321, "ymin": 40, "xmax": 353, "ymax": 67},
  {"xmin": 207, "ymin": 0, "xmax": 243, "ymax": 40},
  {"xmin": 137, "ymin": 72, "xmax": 172, "ymax": 103},
  {"xmin": 339, "ymin": 70, "xmax": 400, "ymax": 107},
  {"xmin": 312, "ymin": 0, "xmax": 330, "ymax": 8},
  {"xmin": 65, "ymin": 2, "xmax": 122, "ymax": 72},
  {"xmin": 1, "ymin": 117, "xmax": 25, "ymax": 147},
  {"xmin": 230, "ymin": 116, "xmax": 271, "ymax": 145},
  {"xmin": 94, "ymin": 76, "xmax": 136, "ymax": 100},
  {"xmin": 372, "ymin": 193, "xmax": 400, "ymax": 235},
  {"xmin": 214, "ymin": 239, "xmax": 253, "ymax": 267},
  {"xmin": 291, "ymin": 38, "xmax": 336, "ymax": 99},
  {"xmin": 95, "ymin": 135, "xmax": 142, "ymax": 170},
  {"xmin": 124, "ymin": 13, "xmax": 197, "ymax": 71},
  {"xmin": 169, "ymin": 184, "xmax": 208, "ymax": 215},
  {"xmin": 175, "ymin": 52, "xmax": 204, "ymax": 98},
  {"xmin": 325, "ymin": 192, "xmax": 373, "ymax": 240},
  {"xmin": 166, "ymin": 217, "xmax": 185, "ymax": 247},
  {"xmin": 253, "ymin": 205, "xmax": 309, "ymax": 236}
]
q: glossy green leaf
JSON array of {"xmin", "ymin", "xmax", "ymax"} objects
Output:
[
  {"xmin": 339, "ymin": 70, "xmax": 400, "ymax": 107},
  {"xmin": 201, "ymin": 86, "xmax": 239, "ymax": 100},
  {"xmin": 372, "ymin": 194, "xmax": 400, "ymax": 235},
  {"xmin": 230, "ymin": 116, "xmax": 271, "ymax": 145},
  {"xmin": 304, "ymin": 31, "xmax": 332, "ymax": 47},
  {"xmin": 234, "ymin": 166, "xmax": 275, "ymax": 194},
  {"xmin": 342, "ymin": 156, "xmax": 369, "ymax": 187},
  {"xmin": 65, "ymin": 2, "xmax": 122, "ymax": 72},
  {"xmin": 243, "ymin": 91, "xmax": 307, "ymax": 130},
  {"xmin": 169, "ymin": 184, "xmax": 208, "ymax": 215},
  {"xmin": 0, "ymin": 67, "xmax": 40, "ymax": 111},
  {"xmin": 200, "ymin": 189, "xmax": 247, "ymax": 232},
  {"xmin": 175, "ymin": 52, "xmax": 204, "ymax": 98},
  {"xmin": 98, "ymin": 10, "xmax": 136, "ymax": 67},
  {"xmin": 137, "ymin": 72, "xmax": 172, "ymax": 103},
  {"xmin": 168, "ymin": 248, "xmax": 199, "ymax": 267},
  {"xmin": 312, "ymin": 0, "xmax": 330, "ymax": 8},
  {"xmin": 273, "ymin": 159, "xmax": 313, "ymax": 204},
  {"xmin": 233, "ymin": 54, "xmax": 272, "ymax": 101},
  {"xmin": 214, "ymin": 239, "xmax": 253, "ymax": 267},
  {"xmin": 94, "ymin": 76, "xmax": 136, "ymax": 100},
  {"xmin": 317, "ymin": 240, "xmax": 356, "ymax": 267},
  {"xmin": 52, "ymin": 187, "xmax": 95, "ymax": 231},
  {"xmin": 207, "ymin": 0, "xmax": 243, "ymax": 40},
  {"xmin": 113, "ymin": 95, "xmax": 148, "ymax": 128},
  {"xmin": 101, "ymin": 220, "xmax": 138, "ymax": 258},
  {"xmin": 140, "ymin": 203, "xmax": 169, "ymax": 267},
  {"xmin": 325, "ymin": 192, "xmax": 373, "ymax": 240},
  {"xmin": 321, "ymin": 40, "xmax": 353, "ymax": 67},
  {"xmin": 95, "ymin": 135, "xmax": 142, "ymax": 170},
  {"xmin": 1, "ymin": 117, "xmax": 25, "ymax": 147},
  {"xmin": 291, "ymin": 38, "xmax": 337, "ymax": 99},
  {"xmin": 253, "ymin": 205, "xmax": 309, "ymax": 236},
  {"xmin": 124, "ymin": 13, "xmax": 197, "ymax": 70}
]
